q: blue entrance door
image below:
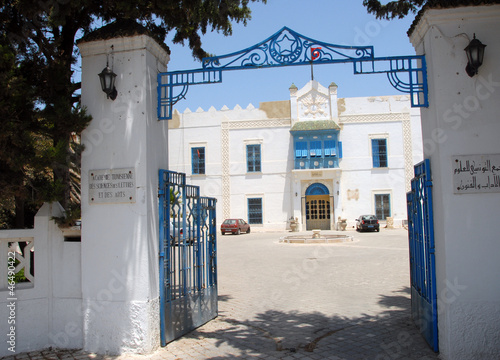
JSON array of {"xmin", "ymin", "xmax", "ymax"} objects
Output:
[
  {"xmin": 158, "ymin": 170, "xmax": 218, "ymax": 345},
  {"xmin": 406, "ymin": 159, "xmax": 438, "ymax": 352}
]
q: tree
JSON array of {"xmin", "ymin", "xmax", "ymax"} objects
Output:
[
  {"xmin": 0, "ymin": 0, "xmax": 266, "ymax": 227},
  {"xmin": 363, "ymin": 0, "xmax": 426, "ymax": 19},
  {"xmin": 0, "ymin": 32, "xmax": 43, "ymax": 227},
  {"xmin": 364, "ymin": 0, "xmax": 500, "ymax": 20}
]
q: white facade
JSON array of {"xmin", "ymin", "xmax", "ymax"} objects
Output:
[{"xmin": 169, "ymin": 80, "xmax": 423, "ymax": 231}]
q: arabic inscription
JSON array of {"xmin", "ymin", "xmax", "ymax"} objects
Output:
[{"xmin": 453, "ymin": 154, "xmax": 500, "ymax": 194}]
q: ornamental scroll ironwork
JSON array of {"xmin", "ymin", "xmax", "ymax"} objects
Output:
[
  {"xmin": 158, "ymin": 27, "xmax": 428, "ymax": 120},
  {"xmin": 202, "ymin": 27, "xmax": 373, "ymax": 69}
]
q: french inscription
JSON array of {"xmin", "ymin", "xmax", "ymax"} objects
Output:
[
  {"xmin": 453, "ymin": 154, "xmax": 500, "ymax": 194},
  {"xmin": 89, "ymin": 168, "xmax": 136, "ymax": 203}
]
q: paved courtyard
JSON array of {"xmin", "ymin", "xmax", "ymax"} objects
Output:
[{"xmin": 3, "ymin": 229, "xmax": 439, "ymax": 360}]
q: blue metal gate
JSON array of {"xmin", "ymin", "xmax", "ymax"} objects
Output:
[
  {"xmin": 406, "ymin": 159, "xmax": 438, "ymax": 352},
  {"xmin": 158, "ymin": 169, "xmax": 217, "ymax": 346}
]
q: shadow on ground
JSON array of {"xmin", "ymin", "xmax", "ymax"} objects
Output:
[
  {"xmin": 2, "ymin": 288, "xmax": 439, "ymax": 360},
  {"xmin": 176, "ymin": 286, "xmax": 439, "ymax": 360}
]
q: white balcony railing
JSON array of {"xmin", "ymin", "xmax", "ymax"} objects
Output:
[{"xmin": 0, "ymin": 229, "xmax": 35, "ymax": 291}]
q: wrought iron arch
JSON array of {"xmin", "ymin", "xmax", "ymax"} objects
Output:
[
  {"xmin": 306, "ymin": 183, "xmax": 330, "ymax": 196},
  {"xmin": 158, "ymin": 27, "xmax": 428, "ymax": 120}
]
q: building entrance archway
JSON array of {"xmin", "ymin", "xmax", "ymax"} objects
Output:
[{"xmin": 305, "ymin": 183, "xmax": 331, "ymax": 230}]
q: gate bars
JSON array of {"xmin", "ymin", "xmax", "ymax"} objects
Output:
[
  {"xmin": 158, "ymin": 169, "xmax": 217, "ymax": 346},
  {"xmin": 406, "ymin": 159, "xmax": 438, "ymax": 352},
  {"xmin": 158, "ymin": 27, "xmax": 428, "ymax": 120}
]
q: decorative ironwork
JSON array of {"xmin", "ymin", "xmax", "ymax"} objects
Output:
[
  {"xmin": 202, "ymin": 27, "xmax": 373, "ymax": 69},
  {"xmin": 158, "ymin": 27, "xmax": 428, "ymax": 120}
]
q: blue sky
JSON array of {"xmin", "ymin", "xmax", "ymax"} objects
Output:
[{"xmin": 165, "ymin": 0, "xmax": 418, "ymax": 113}]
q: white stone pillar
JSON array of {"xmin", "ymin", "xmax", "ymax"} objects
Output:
[
  {"xmin": 410, "ymin": 5, "xmax": 500, "ymax": 359},
  {"xmin": 78, "ymin": 33, "xmax": 169, "ymax": 354}
]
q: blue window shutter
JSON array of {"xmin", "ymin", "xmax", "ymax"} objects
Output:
[
  {"xmin": 255, "ymin": 144, "xmax": 261, "ymax": 171},
  {"xmin": 372, "ymin": 139, "xmax": 387, "ymax": 168},
  {"xmin": 325, "ymin": 140, "xmax": 335, "ymax": 156},
  {"xmin": 338, "ymin": 141, "xmax": 342, "ymax": 158},
  {"xmin": 310, "ymin": 141, "xmax": 321, "ymax": 157},
  {"xmin": 379, "ymin": 139, "xmax": 387, "ymax": 167},
  {"xmin": 295, "ymin": 142, "xmax": 308, "ymax": 158},
  {"xmin": 372, "ymin": 139, "xmax": 380, "ymax": 167}
]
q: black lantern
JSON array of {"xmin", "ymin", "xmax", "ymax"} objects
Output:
[
  {"xmin": 464, "ymin": 34, "xmax": 486, "ymax": 77},
  {"xmin": 98, "ymin": 65, "xmax": 117, "ymax": 100}
]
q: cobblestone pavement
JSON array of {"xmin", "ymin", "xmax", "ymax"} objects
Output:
[{"xmin": 3, "ymin": 229, "xmax": 440, "ymax": 360}]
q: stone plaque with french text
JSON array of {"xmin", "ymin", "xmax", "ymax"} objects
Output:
[{"xmin": 89, "ymin": 168, "xmax": 136, "ymax": 203}]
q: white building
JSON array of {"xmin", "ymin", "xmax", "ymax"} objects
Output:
[{"xmin": 169, "ymin": 80, "xmax": 422, "ymax": 231}]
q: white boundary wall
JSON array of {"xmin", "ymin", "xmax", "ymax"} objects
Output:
[{"xmin": 0, "ymin": 203, "xmax": 83, "ymax": 358}]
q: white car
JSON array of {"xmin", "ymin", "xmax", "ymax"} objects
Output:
[{"xmin": 169, "ymin": 221, "xmax": 196, "ymax": 245}]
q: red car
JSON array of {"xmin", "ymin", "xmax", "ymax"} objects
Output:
[{"xmin": 221, "ymin": 219, "xmax": 251, "ymax": 235}]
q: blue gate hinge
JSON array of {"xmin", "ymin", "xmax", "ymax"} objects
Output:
[
  {"xmin": 425, "ymin": 180, "xmax": 433, "ymax": 187},
  {"xmin": 158, "ymin": 189, "xmax": 165, "ymax": 196},
  {"xmin": 159, "ymin": 251, "xmax": 165, "ymax": 257}
]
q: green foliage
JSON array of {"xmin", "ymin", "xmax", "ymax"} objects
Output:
[
  {"xmin": 14, "ymin": 265, "xmax": 28, "ymax": 283},
  {"xmin": 52, "ymin": 201, "xmax": 81, "ymax": 228},
  {"xmin": 0, "ymin": 198, "xmax": 16, "ymax": 229},
  {"xmin": 1, "ymin": 0, "xmax": 265, "ymax": 227},
  {"xmin": 363, "ymin": 0, "xmax": 426, "ymax": 19}
]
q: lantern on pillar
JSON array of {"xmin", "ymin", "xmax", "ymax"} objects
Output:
[
  {"xmin": 464, "ymin": 34, "xmax": 486, "ymax": 77},
  {"xmin": 98, "ymin": 64, "xmax": 117, "ymax": 100}
]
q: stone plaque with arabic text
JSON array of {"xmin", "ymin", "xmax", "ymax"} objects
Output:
[{"xmin": 453, "ymin": 154, "xmax": 500, "ymax": 194}]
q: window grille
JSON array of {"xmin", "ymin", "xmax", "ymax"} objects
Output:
[
  {"xmin": 191, "ymin": 147, "xmax": 205, "ymax": 174},
  {"xmin": 248, "ymin": 198, "xmax": 263, "ymax": 224},
  {"xmin": 246, "ymin": 144, "xmax": 261, "ymax": 172},
  {"xmin": 372, "ymin": 139, "xmax": 388, "ymax": 168},
  {"xmin": 375, "ymin": 194, "xmax": 391, "ymax": 220}
]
